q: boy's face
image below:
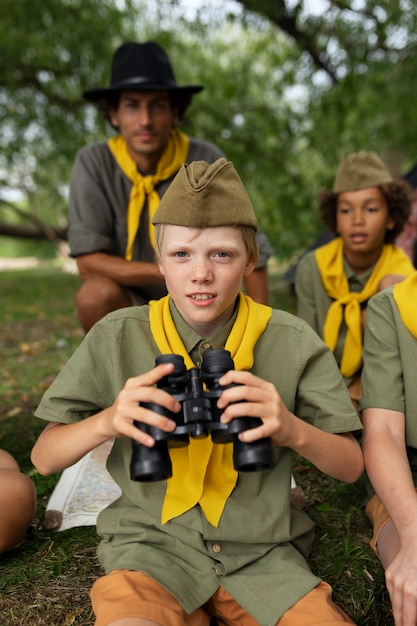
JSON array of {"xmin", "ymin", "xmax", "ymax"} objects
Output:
[
  {"xmin": 158, "ymin": 225, "xmax": 254, "ymax": 337},
  {"xmin": 336, "ymin": 187, "xmax": 395, "ymax": 266},
  {"xmin": 109, "ymin": 90, "xmax": 178, "ymax": 171}
]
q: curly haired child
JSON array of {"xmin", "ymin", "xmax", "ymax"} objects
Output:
[{"xmin": 295, "ymin": 151, "xmax": 415, "ymax": 409}]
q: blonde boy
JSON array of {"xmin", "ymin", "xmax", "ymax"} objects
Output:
[{"xmin": 32, "ymin": 159, "xmax": 363, "ymax": 625}]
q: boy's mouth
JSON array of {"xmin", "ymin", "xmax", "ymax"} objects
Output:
[
  {"xmin": 190, "ymin": 293, "xmax": 214, "ymax": 301},
  {"xmin": 350, "ymin": 233, "xmax": 367, "ymax": 243}
]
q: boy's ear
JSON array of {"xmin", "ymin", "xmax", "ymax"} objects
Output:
[{"xmin": 386, "ymin": 217, "xmax": 396, "ymax": 231}]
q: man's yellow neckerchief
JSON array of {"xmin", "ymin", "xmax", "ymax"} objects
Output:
[
  {"xmin": 315, "ymin": 237, "xmax": 414, "ymax": 377},
  {"xmin": 149, "ymin": 292, "xmax": 272, "ymax": 527},
  {"xmin": 108, "ymin": 128, "xmax": 189, "ymax": 260},
  {"xmin": 394, "ymin": 271, "xmax": 417, "ymax": 338}
]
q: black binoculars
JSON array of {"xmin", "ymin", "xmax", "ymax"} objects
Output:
[{"xmin": 130, "ymin": 349, "xmax": 274, "ymax": 482}]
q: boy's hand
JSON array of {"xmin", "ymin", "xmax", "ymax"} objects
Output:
[
  {"xmin": 386, "ymin": 538, "xmax": 417, "ymax": 626},
  {"xmin": 216, "ymin": 370, "xmax": 296, "ymax": 447},
  {"xmin": 101, "ymin": 363, "xmax": 180, "ymax": 447}
]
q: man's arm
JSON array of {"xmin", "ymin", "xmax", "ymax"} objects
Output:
[{"xmin": 76, "ymin": 252, "xmax": 165, "ymax": 287}]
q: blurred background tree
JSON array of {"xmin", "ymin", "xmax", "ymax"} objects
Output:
[{"xmin": 1, "ymin": 0, "xmax": 417, "ymax": 261}]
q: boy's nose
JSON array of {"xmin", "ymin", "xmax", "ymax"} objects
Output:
[
  {"xmin": 352, "ymin": 209, "xmax": 365, "ymax": 224},
  {"xmin": 192, "ymin": 263, "xmax": 213, "ymax": 282}
]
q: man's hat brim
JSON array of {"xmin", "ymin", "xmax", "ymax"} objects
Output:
[{"xmin": 83, "ymin": 83, "xmax": 203, "ymax": 101}]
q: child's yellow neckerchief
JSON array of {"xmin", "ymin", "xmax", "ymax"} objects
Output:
[
  {"xmin": 149, "ymin": 292, "xmax": 272, "ymax": 527},
  {"xmin": 108, "ymin": 128, "xmax": 189, "ymax": 260},
  {"xmin": 315, "ymin": 237, "xmax": 414, "ymax": 377},
  {"xmin": 393, "ymin": 271, "xmax": 417, "ymax": 338}
]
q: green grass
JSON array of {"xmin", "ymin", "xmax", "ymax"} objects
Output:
[{"xmin": 0, "ymin": 265, "xmax": 393, "ymax": 625}]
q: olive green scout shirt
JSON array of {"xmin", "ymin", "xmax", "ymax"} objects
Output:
[
  {"xmin": 361, "ymin": 287, "xmax": 417, "ymax": 479},
  {"xmin": 35, "ymin": 302, "xmax": 361, "ymax": 625},
  {"xmin": 295, "ymin": 249, "xmax": 375, "ymax": 386}
]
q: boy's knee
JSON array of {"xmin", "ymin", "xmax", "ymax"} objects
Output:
[
  {"xmin": 10, "ymin": 472, "xmax": 37, "ymax": 520},
  {"xmin": 0, "ymin": 471, "xmax": 36, "ymax": 554}
]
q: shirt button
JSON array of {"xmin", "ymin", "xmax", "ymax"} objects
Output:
[
  {"xmin": 203, "ymin": 342, "xmax": 211, "ymax": 349},
  {"xmin": 212, "ymin": 543, "xmax": 222, "ymax": 553},
  {"xmin": 215, "ymin": 568, "xmax": 222, "ymax": 576}
]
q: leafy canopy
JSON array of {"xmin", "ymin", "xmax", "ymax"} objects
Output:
[{"xmin": 2, "ymin": 0, "xmax": 417, "ymax": 259}]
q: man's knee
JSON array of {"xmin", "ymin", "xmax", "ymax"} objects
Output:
[
  {"xmin": 75, "ymin": 278, "xmax": 132, "ymax": 331},
  {"xmin": 76, "ymin": 278, "xmax": 133, "ymax": 312}
]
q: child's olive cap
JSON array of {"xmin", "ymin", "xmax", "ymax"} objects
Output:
[
  {"xmin": 333, "ymin": 151, "xmax": 393, "ymax": 193},
  {"xmin": 152, "ymin": 158, "xmax": 258, "ymax": 230}
]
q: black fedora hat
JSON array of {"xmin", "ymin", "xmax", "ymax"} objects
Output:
[{"xmin": 83, "ymin": 41, "xmax": 204, "ymax": 101}]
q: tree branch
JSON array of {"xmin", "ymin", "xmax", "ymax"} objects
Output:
[
  {"xmin": 0, "ymin": 221, "xmax": 68, "ymax": 240},
  {"xmin": 236, "ymin": 0, "xmax": 339, "ymax": 82}
]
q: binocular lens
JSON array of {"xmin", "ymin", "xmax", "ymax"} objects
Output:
[
  {"xmin": 233, "ymin": 436, "xmax": 274, "ymax": 472},
  {"xmin": 130, "ymin": 440, "xmax": 172, "ymax": 482}
]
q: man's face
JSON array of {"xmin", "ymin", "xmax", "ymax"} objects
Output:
[
  {"xmin": 109, "ymin": 90, "xmax": 179, "ymax": 171},
  {"xmin": 158, "ymin": 224, "xmax": 254, "ymax": 338}
]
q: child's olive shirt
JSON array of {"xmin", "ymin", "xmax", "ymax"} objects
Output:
[
  {"xmin": 296, "ymin": 249, "xmax": 375, "ymax": 386},
  {"xmin": 35, "ymin": 304, "xmax": 361, "ymax": 625},
  {"xmin": 361, "ymin": 287, "xmax": 417, "ymax": 481}
]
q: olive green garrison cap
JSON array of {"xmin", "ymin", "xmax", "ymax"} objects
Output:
[
  {"xmin": 152, "ymin": 158, "xmax": 258, "ymax": 230},
  {"xmin": 333, "ymin": 151, "xmax": 393, "ymax": 193}
]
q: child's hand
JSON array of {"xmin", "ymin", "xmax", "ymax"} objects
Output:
[
  {"xmin": 102, "ymin": 362, "xmax": 181, "ymax": 447},
  {"xmin": 216, "ymin": 370, "xmax": 296, "ymax": 447}
]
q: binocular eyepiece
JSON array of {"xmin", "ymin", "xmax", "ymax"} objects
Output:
[{"xmin": 130, "ymin": 349, "xmax": 274, "ymax": 482}]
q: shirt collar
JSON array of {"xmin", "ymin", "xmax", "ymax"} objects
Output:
[{"xmin": 169, "ymin": 299, "xmax": 238, "ymax": 366}]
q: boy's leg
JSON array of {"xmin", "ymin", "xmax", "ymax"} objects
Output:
[
  {"xmin": 90, "ymin": 570, "xmax": 210, "ymax": 626},
  {"xmin": 206, "ymin": 581, "xmax": 353, "ymax": 625},
  {"xmin": 365, "ymin": 491, "xmax": 401, "ymax": 567},
  {"xmin": 277, "ymin": 582, "xmax": 354, "ymax": 625},
  {"xmin": 91, "ymin": 572, "xmax": 353, "ymax": 626}
]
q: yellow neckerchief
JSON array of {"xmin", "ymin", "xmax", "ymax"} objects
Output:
[
  {"xmin": 394, "ymin": 271, "xmax": 417, "ymax": 338},
  {"xmin": 149, "ymin": 292, "xmax": 272, "ymax": 527},
  {"xmin": 315, "ymin": 237, "xmax": 414, "ymax": 377},
  {"xmin": 108, "ymin": 128, "xmax": 189, "ymax": 260}
]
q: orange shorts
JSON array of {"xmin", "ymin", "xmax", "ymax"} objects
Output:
[
  {"xmin": 365, "ymin": 493, "xmax": 392, "ymax": 555},
  {"xmin": 90, "ymin": 570, "xmax": 354, "ymax": 625}
]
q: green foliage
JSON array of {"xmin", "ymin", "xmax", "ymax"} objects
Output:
[
  {"xmin": 1, "ymin": 0, "xmax": 139, "ymax": 225},
  {"xmin": 2, "ymin": 0, "xmax": 417, "ymax": 262}
]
